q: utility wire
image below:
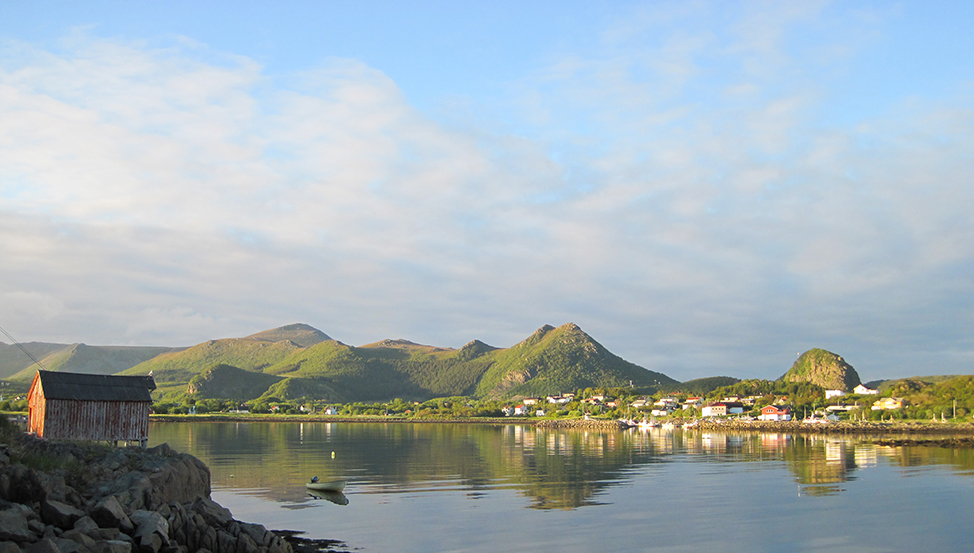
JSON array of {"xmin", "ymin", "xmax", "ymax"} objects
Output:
[{"xmin": 0, "ymin": 324, "xmax": 48, "ymax": 371}]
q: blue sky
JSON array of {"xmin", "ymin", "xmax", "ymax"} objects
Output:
[{"xmin": 1, "ymin": 1, "xmax": 972, "ymax": 382}]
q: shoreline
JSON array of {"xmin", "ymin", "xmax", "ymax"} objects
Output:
[{"xmin": 146, "ymin": 413, "xmax": 974, "ymax": 435}]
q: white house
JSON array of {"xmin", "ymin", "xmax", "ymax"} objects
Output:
[
  {"xmin": 854, "ymin": 384, "xmax": 879, "ymax": 395},
  {"xmin": 654, "ymin": 397, "xmax": 678, "ymax": 408},
  {"xmin": 825, "ymin": 390, "xmax": 846, "ymax": 399},
  {"xmin": 702, "ymin": 403, "xmax": 727, "ymax": 417},
  {"xmin": 683, "ymin": 397, "xmax": 703, "ymax": 410}
]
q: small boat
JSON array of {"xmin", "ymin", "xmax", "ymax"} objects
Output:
[
  {"xmin": 638, "ymin": 417, "xmax": 660, "ymax": 429},
  {"xmin": 306, "ymin": 479, "xmax": 347, "ymax": 493}
]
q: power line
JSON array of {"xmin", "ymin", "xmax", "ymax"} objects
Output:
[{"xmin": 0, "ymin": 324, "xmax": 48, "ymax": 371}]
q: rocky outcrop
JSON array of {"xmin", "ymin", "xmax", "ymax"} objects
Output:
[
  {"xmin": 779, "ymin": 348, "xmax": 862, "ymax": 391},
  {"xmin": 0, "ymin": 437, "xmax": 295, "ymax": 553}
]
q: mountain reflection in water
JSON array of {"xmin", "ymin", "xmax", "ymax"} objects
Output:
[
  {"xmin": 149, "ymin": 421, "xmax": 974, "ymax": 506},
  {"xmin": 148, "ymin": 421, "xmax": 974, "ymax": 553}
]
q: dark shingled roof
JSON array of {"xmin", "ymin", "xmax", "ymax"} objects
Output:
[{"xmin": 34, "ymin": 370, "xmax": 156, "ymax": 402}]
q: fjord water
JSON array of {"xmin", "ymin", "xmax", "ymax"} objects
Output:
[{"xmin": 148, "ymin": 422, "xmax": 974, "ymax": 553}]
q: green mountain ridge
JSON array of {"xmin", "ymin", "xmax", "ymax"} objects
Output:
[
  {"xmin": 186, "ymin": 364, "xmax": 286, "ymax": 399},
  {"xmin": 14, "ymin": 324, "xmax": 965, "ymax": 406},
  {"xmin": 117, "ymin": 322, "xmax": 678, "ymax": 402},
  {"xmin": 0, "ymin": 341, "xmax": 183, "ymax": 381},
  {"xmin": 475, "ymin": 323, "xmax": 677, "ymax": 398}
]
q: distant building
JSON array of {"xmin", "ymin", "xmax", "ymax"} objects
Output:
[
  {"xmin": 723, "ymin": 402, "xmax": 745, "ymax": 415},
  {"xmin": 872, "ymin": 397, "xmax": 905, "ymax": 410},
  {"xmin": 854, "ymin": 384, "xmax": 879, "ymax": 395},
  {"xmin": 825, "ymin": 390, "xmax": 846, "ymax": 399},
  {"xmin": 683, "ymin": 397, "xmax": 703, "ymax": 410},
  {"xmin": 28, "ymin": 370, "xmax": 156, "ymax": 447},
  {"xmin": 759, "ymin": 405, "xmax": 792, "ymax": 421},
  {"xmin": 547, "ymin": 395, "xmax": 572, "ymax": 404},
  {"xmin": 702, "ymin": 404, "xmax": 725, "ymax": 417}
]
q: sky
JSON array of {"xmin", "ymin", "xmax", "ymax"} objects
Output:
[{"xmin": 1, "ymin": 1, "xmax": 972, "ymax": 383}]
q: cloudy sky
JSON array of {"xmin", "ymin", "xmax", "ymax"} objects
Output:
[{"xmin": 1, "ymin": 1, "xmax": 972, "ymax": 382}]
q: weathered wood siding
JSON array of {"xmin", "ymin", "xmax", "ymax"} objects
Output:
[
  {"xmin": 27, "ymin": 387, "xmax": 47, "ymax": 438},
  {"xmin": 33, "ymin": 399, "xmax": 150, "ymax": 442}
]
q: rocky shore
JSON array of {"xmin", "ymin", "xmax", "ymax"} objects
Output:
[
  {"xmin": 534, "ymin": 418, "xmax": 630, "ymax": 429},
  {"xmin": 0, "ymin": 433, "xmax": 307, "ymax": 553},
  {"xmin": 677, "ymin": 418, "xmax": 974, "ymax": 435},
  {"xmin": 150, "ymin": 414, "xmax": 974, "ymax": 436}
]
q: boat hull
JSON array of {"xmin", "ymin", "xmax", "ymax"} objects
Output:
[{"xmin": 306, "ymin": 480, "xmax": 347, "ymax": 492}]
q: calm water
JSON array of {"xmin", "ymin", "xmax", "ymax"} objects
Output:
[{"xmin": 148, "ymin": 422, "xmax": 974, "ymax": 553}]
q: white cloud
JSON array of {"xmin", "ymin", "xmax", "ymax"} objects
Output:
[{"xmin": 0, "ymin": 12, "xmax": 972, "ymax": 382}]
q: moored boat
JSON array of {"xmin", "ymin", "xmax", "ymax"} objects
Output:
[{"xmin": 306, "ymin": 479, "xmax": 347, "ymax": 492}]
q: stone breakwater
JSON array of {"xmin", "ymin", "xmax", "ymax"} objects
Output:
[
  {"xmin": 0, "ymin": 437, "xmax": 298, "ymax": 553},
  {"xmin": 535, "ymin": 419, "xmax": 629, "ymax": 429},
  {"xmin": 680, "ymin": 419, "xmax": 974, "ymax": 435}
]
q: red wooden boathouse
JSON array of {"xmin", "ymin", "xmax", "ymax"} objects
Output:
[{"xmin": 27, "ymin": 370, "xmax": 156, "ymax": 447}]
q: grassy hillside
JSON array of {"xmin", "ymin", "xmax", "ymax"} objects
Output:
[
  {"xmin": 261, "ymin": 339, "xmax": 493, "ymax": 401},
  {"xmin": 874, "ymin": 375, "xmax": 961, "ymax": 393},
  {"xmin": 663, "ymin": 376, "xmax": 740, "ymax": 395},
  {"xmin": 257, "ymin": 377, "xmax": 342, "ymax": 402},
  {"xmin": 114, "ymin": 322, "xmax": 679, "ymax": 403},
  {"xmin": 243, "ymin": 323, "xmax": 331, "ymax": 347},
  {"xmin": 474, "ymin": 323, "xmax": 678, "ymax": 398},
  {"xmin": 0, "ymin": 342, "xmax": 68, "ymax": 379},
  {"xmin": 779, "ymin": 348, "xmax": 862, "ymax": 391},
  {"xmin": 874, "ymin": 375, "xmax": 974, "ymax": 419},
  {"xmin": 119, "ymin": 337, "xmax": 307, "ymax": 384},
  {"xmin": 8, "ymin": 344, "xmax": 181, "ymax": 381},
  {"xmin": 186, "ymin": 364, "xmax": 285, "ymax": 399}
]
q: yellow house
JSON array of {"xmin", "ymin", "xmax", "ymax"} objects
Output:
[{"xmin": 871, "ymin": 397, "xmax": 905, "ymax": 410}]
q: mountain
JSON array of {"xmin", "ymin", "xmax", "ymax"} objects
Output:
[
  {"xmin": 186, "ymin": 364, "xmax": 285, "ymax": 399},
  {"xmin": 0, "ymin": 342, "xmax": 68, "ymax": 379},
  {"xmin": 243, "ymin": 323, "xmax": 331, "ymax": 347},
  {"xmin": 257, "ymin": 337, "xmax": 495, "ymax": 401},
  {"xmin": 474, "ymin": 323, "xmax": 678, "ymax": 398},
  {"xmin": 1, "ymin": 342, "xmax": 183, "ymax": 381},
  {"xmin": 118, "ymin": 325, "xmax": 323, "ymax": 384},
  {"xmin": 779, "ymin": 348, "xmax": 862, "ymax": 391},
  {"xmin": 663, "ymin": 376, "xmax": 741, "ymax": 395},
  {"xmin": 120, "ymin": 322, "xmax": 677, "ymax": 403}
]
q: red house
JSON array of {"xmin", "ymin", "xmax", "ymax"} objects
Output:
[
  {"xmin": 759, "ymin": 405, "xmax": 792, "ymax": 421},
  {"xmin": 28, "ymin": 370, "xmax": 156, "ymax": 447}
]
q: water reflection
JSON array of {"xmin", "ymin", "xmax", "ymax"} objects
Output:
[{"xmin": 149, "ymin": 422, "xmax": 974, "ymax": 509}]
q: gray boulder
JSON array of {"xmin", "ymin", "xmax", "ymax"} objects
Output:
[
  {"xmin": 89, "ymin": 497, "xmax": 134, "ymax": 535},
  {"xmin": 40, "ymin": 500, "xmax": 84, "ymax": 531},
  {"xmin": 0, "ymin": 507, "xmax": 32, "ymax": 542}
]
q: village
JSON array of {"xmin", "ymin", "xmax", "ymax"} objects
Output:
[{"xmin": 500, "ymin": 383, "xmax": 913, "ymax": 424}]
